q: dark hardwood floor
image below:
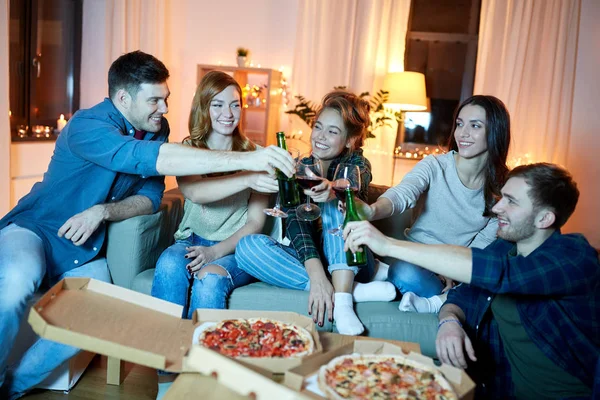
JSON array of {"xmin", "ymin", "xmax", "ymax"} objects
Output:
[{"xmin": 22, "ymin": 356, "xmax": 157, "ymax": 400}]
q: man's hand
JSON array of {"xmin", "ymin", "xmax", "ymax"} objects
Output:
[
  {"xmin": 247, "ymin": 172, "xmax": 279, "ymax": 193},
  {"xmin": 185, "ymin": 246, "xmax": 219, "ymax": 274},
  {"xmin": 308, "ymin": 277, "xmax": 335, "ymax": 327},
  {"xmin": 304, "ymin": 179, "xmax": 334, "ymax": 203},
  {"xmin": 343, "ymin": 221, "xmax": 392, "ymax": 256},
  {"xmin": 245, "ymin": 146, "xmax": 295, "ymax": 178},
  {"xmin": 435, "ymin": 319, "xmax": 477, "ymax": 369},
  {"xmin": 58, "ymin": 205, "xmax": 107, "ymax": 246}
]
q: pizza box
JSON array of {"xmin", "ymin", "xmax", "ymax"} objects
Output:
[
  {"xmin": 284, "ymin": 339, "xmax": 475, "ymax": 400},
  {"xmin": 27, "ymin": 278, "xmax": 322, "ymax": 375},
  {"xmin": 169, "ymin": 345, "xmax": 313, "ymax": 399}
]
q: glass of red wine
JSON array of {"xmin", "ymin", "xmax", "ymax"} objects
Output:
[
  {"xmin": 264, "ymin": 147, "xmax": 300, "ymax": 218},
  {"xmin": 295, "ymin": 154, "xmax": 324, "ymax": 221},
  {"xmin": 328, "ymin": 163, "xmax": 361, "ymax": 236}
]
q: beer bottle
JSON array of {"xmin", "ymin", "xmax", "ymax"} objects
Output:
[
  {"xmin": 275, "ymin": 132, "xmax": 301, "ymax": 207},
  {"xmin": 344, "ymin": 187, "xmax": 367, "ymax": 266}
]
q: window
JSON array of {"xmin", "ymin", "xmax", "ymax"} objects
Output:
[
  {"xmin": 9, "ymin": 0, "xmax": 82, "ymax": 141},
  {"xmin": 403, "ymin": 0, "xmax": 481, "ymax": 147}
]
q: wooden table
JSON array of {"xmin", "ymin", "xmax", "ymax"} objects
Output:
[{"xmin": 164, "ymin": 332, "xmax": 420, "ymax": 399}]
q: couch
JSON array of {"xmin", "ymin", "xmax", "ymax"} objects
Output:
[{"xmin": 105, "ymin": 186, "xmax": 439, "ymax": 357}]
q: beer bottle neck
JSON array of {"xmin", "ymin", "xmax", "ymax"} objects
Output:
[
  {"xmin": 344, "ymin": 188, "xmax": 360, "ymax": 222},
  {"xmin": 276, "ymin": 133, "xmax": 288, "ymax": 150}
]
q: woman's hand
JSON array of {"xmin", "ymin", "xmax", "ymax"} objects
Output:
[
  {"xmin": 337, "ymin": 196, "xmax": 375, "ymax": 221},
  {"xmin": 343, "ymin": 220, "xmax": 392, "ymax": 256},
  {"xmin": 308, "ymin": 277, "xmax": 335, "ymax": 327},
  {"xmin": 247, "ymin": 172, "xmax": 279, "ymax": 193},
  {"xmin": 303, "ymin": 179, "xmax": 335, "ymax": 203},
  {"xmin": 185, "ymin": 245, "xmax": 219, "ymax": 274},
  {"xmin": 439, "ymin": 276, "xmax": 457, "ymax": 293}
]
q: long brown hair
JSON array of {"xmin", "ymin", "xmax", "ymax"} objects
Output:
[
  {"xmin": 315, "ymin": 90, "xmax": 371, "ymax": 150},
  {"xmin": 447, "ymin": 95, "xmax": 511, "ymax": 216},
  {"xmin": 186, "ymin": 71, "xmax": 255, "ymax": 151}
]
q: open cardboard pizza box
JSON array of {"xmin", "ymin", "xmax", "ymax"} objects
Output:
[
  {"xmin": 28, "ymin": 278, "xmax": 323, "ymax": 375},
  {"xmin": 285, "ymin": 339, "xmax": 475, "ymax": 400}
]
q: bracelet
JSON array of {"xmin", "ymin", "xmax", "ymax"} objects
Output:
[{"xmin": 437, "ymin": 319, "xmax": 462, "ymax": 329}]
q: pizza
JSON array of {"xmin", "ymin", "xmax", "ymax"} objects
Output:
[
  {"xmin": 192, "ymin": 318, "xmax": 315, "ymax": 358},
  {"xmin": 318, "ymin": 354, "xmax": 457, "ymax": 400}
]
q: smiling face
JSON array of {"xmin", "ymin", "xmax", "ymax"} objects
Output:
[
  {"xmin": 209, "ymin": 85, "xmax": 241, "ymax": 137},
  {"xmin": 311, "ymin": 108, "xmax": 350, "ymax": 161},
  {"xmin": 492, "ymin": 177, "xmax": 538, "ymax": 242},
  {"xmin": 126, "ymin": 82, "xmax": 170, "ymax": 132},
  {"xmin": 454, "ymin": 104, "xmax": 488, "ymax": 159}
]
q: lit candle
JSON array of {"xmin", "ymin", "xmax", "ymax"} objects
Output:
[{"xmin": 57, "ymin": 114, "xmax": 67, "ymax": 132}]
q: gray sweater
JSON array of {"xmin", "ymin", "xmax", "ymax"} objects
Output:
[{"xmin": 380, "ymin": 151, "xmax": 497, "ymax": 249}]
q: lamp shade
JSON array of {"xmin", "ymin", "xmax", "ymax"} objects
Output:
[{"xmin": 383, "ymin": 72, "xmax": 428, "ymax": 111}]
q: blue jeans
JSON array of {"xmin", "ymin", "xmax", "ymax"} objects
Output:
[
  {"xmin": 151, "ymin": 234, "xmax": 254, "ymax": 320},
  {"xmin": 0, "ymin": 223, "xmax": 112, "ymax": 399},
  {"xmin": 387, "ymin": 258, "xmax": 444, "ymax": 297},
  {"xmin": 235, "ymin": 200, "xmax": 374, "ymax": 289}
]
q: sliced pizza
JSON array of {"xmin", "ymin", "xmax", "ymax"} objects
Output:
[{"xmin": 318, "ymin": 354, "xmax": 457, "ymax": 400}]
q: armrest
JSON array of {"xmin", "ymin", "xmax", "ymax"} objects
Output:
[{"xmin": 106, "ymin": 189, "xmax": 184, "ymax": 289}]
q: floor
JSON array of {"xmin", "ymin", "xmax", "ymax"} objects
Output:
[{"xmin": 21, "ymin": 356, "xmax": 157, "ymax": 400}]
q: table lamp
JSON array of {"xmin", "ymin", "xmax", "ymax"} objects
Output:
[{"xmin": 383, "ymin": 71, "xmax": 428, "ymax": 148}]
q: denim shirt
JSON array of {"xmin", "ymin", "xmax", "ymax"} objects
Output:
[{"xmin": 0, "ymin": 98, "xmax": 169, "ymax": 278}]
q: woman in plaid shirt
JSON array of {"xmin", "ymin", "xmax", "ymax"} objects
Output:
[{"xmin": 236, "ymin": 90, "xmax": 396, "ymax": 335}]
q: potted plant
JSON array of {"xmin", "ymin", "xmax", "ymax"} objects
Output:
[{"xmin": 236, "ymin": 47, "xmax": 249, "ymax": 67}]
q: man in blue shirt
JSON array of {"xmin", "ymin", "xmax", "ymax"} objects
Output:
[
  {"xmin": 343, "ymin": 163, "xmax": 599, "ymax": 399},
  {"xmin": 0, "ymin": 51, "xmax": 294, "ymax": 399}
]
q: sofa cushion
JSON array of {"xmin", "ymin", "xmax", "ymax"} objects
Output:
[{"xmin": 355, "ymin": 302, "xmax": 438, "ymax": 357}]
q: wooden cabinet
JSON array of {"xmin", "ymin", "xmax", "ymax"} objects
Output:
[{"xmin": 197, "ymin": 64, "xmax": 282, "ymax": 147}]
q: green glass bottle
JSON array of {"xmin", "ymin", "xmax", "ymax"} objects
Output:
[
  {"xmin": 344, "ymin": 187, "xmax": 367, "ymax": 266},
  {"xmin": 275, "ymin": 132, "xmax": 301, "ymax": 207}
]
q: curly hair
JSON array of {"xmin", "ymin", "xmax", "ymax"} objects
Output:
[
  {"xmin": 315, "ymin": 90, "xmax": 371, "ymax": 150},
  {"xmin": 186, "ymin": 71, "xmax": 255, "ymax": 152}
]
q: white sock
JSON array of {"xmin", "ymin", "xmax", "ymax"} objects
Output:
[
  {"xmin": 372, "ymin": 260, "xmax": 390, "ymax": 281},
  {"xmin": 333, "ymin": 292, "xmax": 364, "ymax": 336},
  {"xmin": 156, "ymin": 381, "xmax": 174, "ymax": 400},
  {"xmin": 398, "ymin": 292, "xmax": 444, "ymax": 314},
  {"xmin": 352, "ymin": 281, "xmax": 396, "ymax": 302}
]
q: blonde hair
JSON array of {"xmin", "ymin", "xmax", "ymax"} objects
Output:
[
  {"xmin": 186, "ymin": 71, "xmax": 255, "ymax": 151},
  {"xmin": 315, "ymin": 90, "xmax": 371, "ymax": 150}
]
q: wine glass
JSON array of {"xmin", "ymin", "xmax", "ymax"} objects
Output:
[
  {"xmin": 328, "ymin": 163, "xmax": 361, "ymax": 236},
  {"xmin": 264, "ymin": 147, "xmax": 300, "ymax": 218},
  {"xmin": 295, "ymin": 154, "xmax": 324, "ymax": 221}
]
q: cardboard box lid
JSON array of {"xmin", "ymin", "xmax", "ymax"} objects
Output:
[
  {"xmin": 29, "ymin": 278, "xmax": 192, "ymax": 371},
  {"xmin": 29, "ymin": 278, "xmax": 324, "ymax": 374},
  {"xmin": 285, "ymin": 339, "xmax": 475, "ymax": 400},
  {"xmin": 182, "ymin": 346, "xmax": 313, "ymax": 399}
]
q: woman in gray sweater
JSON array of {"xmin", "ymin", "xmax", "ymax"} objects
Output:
[{"xmin": 355, "ymin": 95, "xmax": 511, "ymax": 313}]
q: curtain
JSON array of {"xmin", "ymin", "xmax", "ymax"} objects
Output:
[
  {"xmin": 289, "ymin": 0, "xmax": 411, "ymax": 184},
  {"xmin": 474, "ymin": 0, "xmax": 581, "ymax": 167},
  {"xmin": 1, "ymin": 0, "xmax": 10, "ymax": 215},
  {"xmin": 80, "ymin": 0, "xmax": 170, "ymax": 108}
]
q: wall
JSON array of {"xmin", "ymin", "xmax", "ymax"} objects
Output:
[
  {"xmin": 80, "ymin": 0, "xmax": 299, "ymax": 189},
  {"xmin": 563, "ymin": 0, "xmax": 600, "ymax": 248}
]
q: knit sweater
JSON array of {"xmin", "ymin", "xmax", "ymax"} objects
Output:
[{"xmin": 380, "ymin": 151, "xmax": 497, "ymax": 249}]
